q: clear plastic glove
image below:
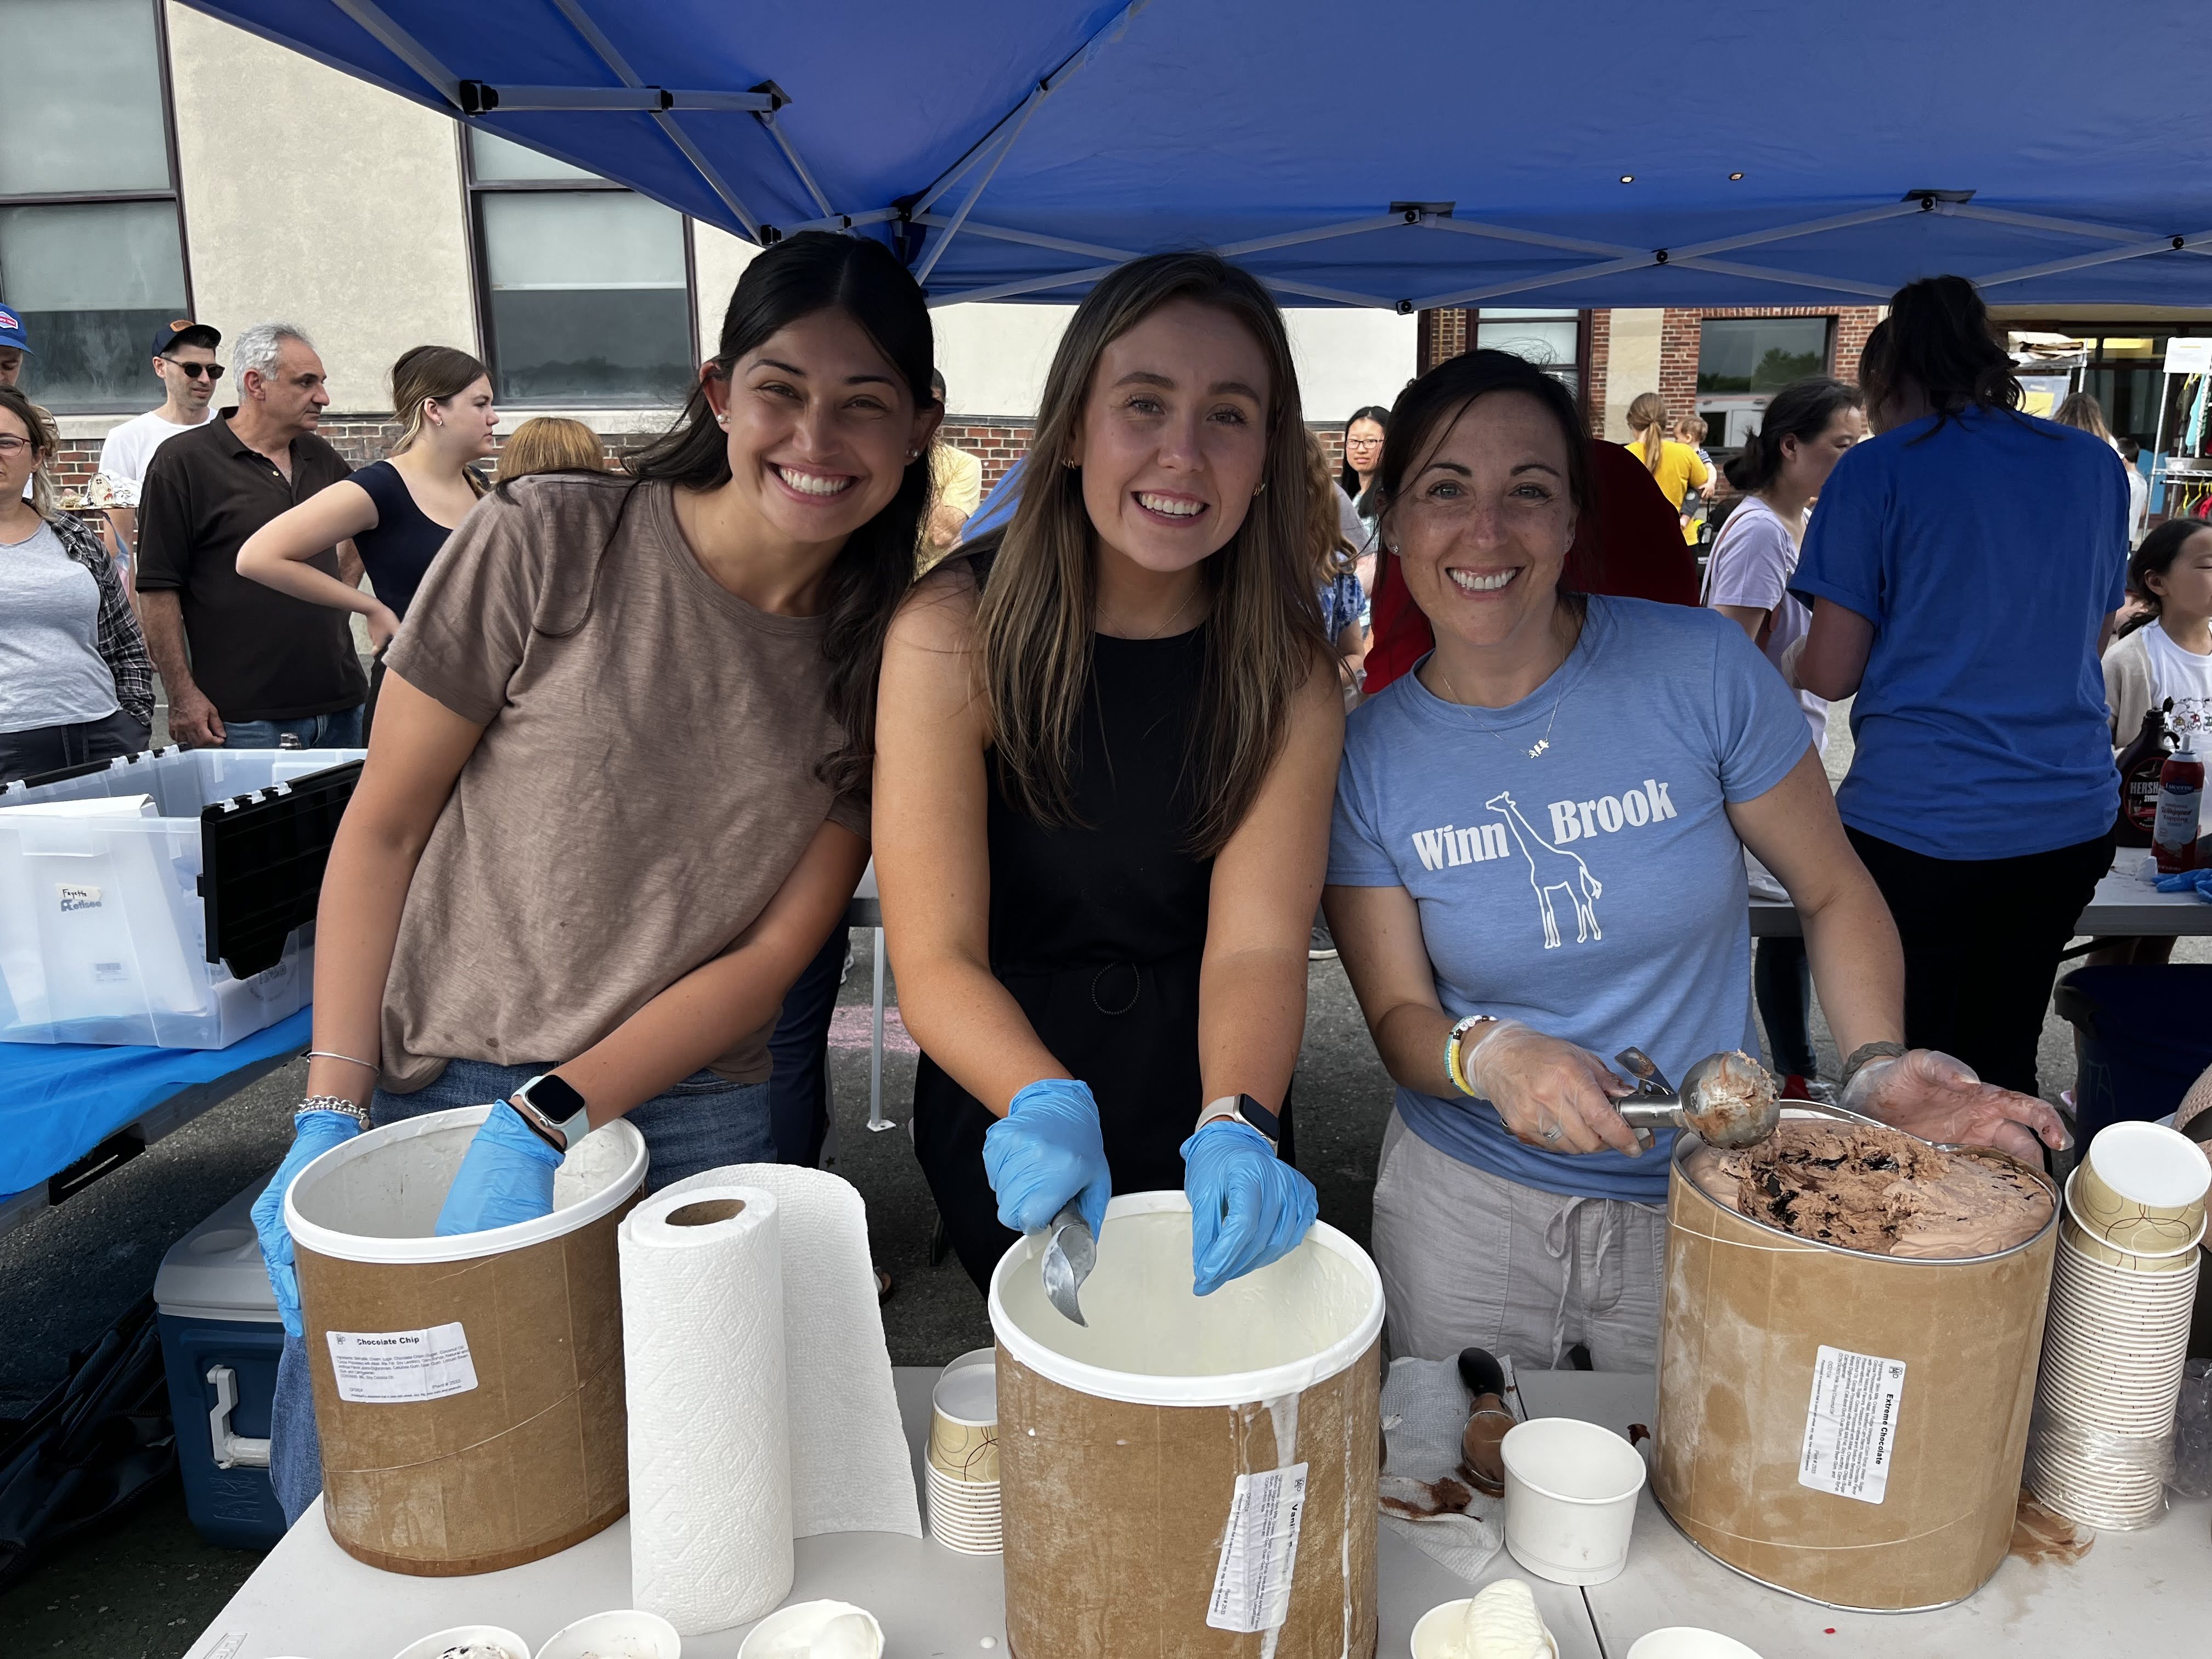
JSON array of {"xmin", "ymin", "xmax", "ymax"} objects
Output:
[
  {"xmin": 433, "ymin": 1101, "xmax": 563, "ymax": 1237},
  {"xmin": 252, "ymin": 1109, "xmax": 360, "ymax": 1339},
  {"xmin": 1460, "ymin": 1018, "xmax": 1639, "ymax": 1155},
  {"xmin": 983, "ymin": 1079, "xmax": 1111, "ymax": 1238},
  {"xmin": 1842, "ymin": 1048, "xmax": 2070, "ymax": 1164},
  {"xmin": 1180, "ymin": 1119, "xmax": 1318, "ymax": 1296}
]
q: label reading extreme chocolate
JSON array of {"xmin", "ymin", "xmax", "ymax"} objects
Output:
[{"xmin": 1798, "ymin": 1345, "xmax": 1906, "ymax": 1504}]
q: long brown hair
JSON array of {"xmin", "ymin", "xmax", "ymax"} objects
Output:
[
  {"xmin": 974, "ymin": 251, "xmax": 1322, "ymax": 856},
  {"xmin": 1306, "ymin": 429, "xmax": 1356, "ymax": 583},
  {"xmin": 388, "ymin": 345, "xmax": 491, "ymax": 496},
  {"xmin": 1625, "ymin": 391, "xmax": 1667, "ymax": 472}
]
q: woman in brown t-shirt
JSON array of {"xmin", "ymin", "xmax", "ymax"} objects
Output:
[{"xmin": 253, "ymin": 232, "xmax": 940, "ymax": 1523}]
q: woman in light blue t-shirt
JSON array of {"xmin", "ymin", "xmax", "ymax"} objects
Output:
[{"xmin": 1325, "ymin": 349, "xmax": 2070, "ymax": 1369}]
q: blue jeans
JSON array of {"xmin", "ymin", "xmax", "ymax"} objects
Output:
[
  {"xmin": 268, "ymin": 1059, "xmax": 772, "ymax": 1525},
  {"xmin": 223, "ymin": 706, "xmax": 364, "ymax": 750},
  {"xmin": 768, "ymin": 923, "xmax": 848, "ymax": 1166}
]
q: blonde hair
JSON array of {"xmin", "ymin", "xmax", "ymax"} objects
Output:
[
  {"xmin": 1626, "ymin": 391, "xmax": 1667, "ymax": 472},
  {"xmin": 1306, "ymin": 430, "xmax": 1356, "ymax": 583},
  {"xmin": 495, "ymin": 416, "xmax": 605, "ymax": 483},
  {"xmin": 974, "ymin": 252, "xmax": 1323, "ymax": 857},
  {"xmin": 1672, "ymin": 412, "xmax": 1707, "ymax": 444}
]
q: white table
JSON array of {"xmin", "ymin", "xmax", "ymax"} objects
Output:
[
  {"xmin": 187, "ymin": 1368, "xmax": 2209, "ymax": 1659},
  {"xmin": 1750, "ymin": 855, "xmax": 2212, "ymax": 939},
  {"xmin": 1541, "ymin": 1373, "xmax": 2212, "ymax": 1658}
]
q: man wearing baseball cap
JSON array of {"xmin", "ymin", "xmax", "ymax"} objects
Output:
[
  {"xmin": 98, "ymin": 319, "xmax": 223, "ymax": 558},
  {"xmin": 0, "ymin": 304, "xmax": 27, "ymax": 391}
]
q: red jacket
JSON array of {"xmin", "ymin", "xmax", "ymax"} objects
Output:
[{"xmin": 1363, "ymin": 440, "xmax": 1701, "ymax": 693}]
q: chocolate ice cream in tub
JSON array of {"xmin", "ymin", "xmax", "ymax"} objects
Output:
[{"xmin": 1652, "ymin": 1117, "xmax": 2059, "ymax": 1611}]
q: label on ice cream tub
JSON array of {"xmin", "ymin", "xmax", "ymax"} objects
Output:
[
  {"xmin": 1206, "ymin": 1462, "xmax": 1308, "ymax": 1633},
  {"xmin": 1797, "ymin": 1345, "xmax": 1906, "ymax": 1504},
  {"xmin": 325, "ymin": 1321, "xmax": 479, "ymax": 1404}
]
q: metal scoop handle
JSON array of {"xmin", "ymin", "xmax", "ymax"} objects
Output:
[{"xmin": 1039, "ymin": 1201, "xmax": 1095, "ymax": 1326}]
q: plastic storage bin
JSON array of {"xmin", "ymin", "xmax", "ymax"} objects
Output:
[
  {"xmin": 0, "ymin": 747, "xmax": 360, "ymax": 1047},
  {"xmin": 2054, "ymin": 964, "xmax": 2212, "ymax": 1144},
  {"xmin": 154, "ymin": 1181, "xmax": 287, "ymax": 1549}
]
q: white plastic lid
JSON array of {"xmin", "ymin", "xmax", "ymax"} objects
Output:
[{"xmin": 154, "ymin": 1180, "xmax": 280, "ymax": 1323}]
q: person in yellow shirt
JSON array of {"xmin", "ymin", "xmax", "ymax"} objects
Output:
[
  {"xmin": 1623, "ymin": 392, "xmax": 1711, "ymax": 545},
  {"xmin": 918, "ymin": 369, "xmax": 983, "ymax": 574}
]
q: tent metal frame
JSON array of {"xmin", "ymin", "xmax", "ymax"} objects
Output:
[{"xmin": 329, "ymin": 0, "xmax": 2212, "ymax": 312}]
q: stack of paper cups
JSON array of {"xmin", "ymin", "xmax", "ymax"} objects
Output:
[
  {"xmin": 2027, "ymin": 1122, "xmax": 2208, "ymax": 1529},
  {"xmin": 926, "ymin": 1348, "xmax": 1002, "ymax": 1555}
]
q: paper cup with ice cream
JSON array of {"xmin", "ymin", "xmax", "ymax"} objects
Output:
[{"xmin": 1410, "ymin": 1578, "xmax": 1559, "ymax": 1658}]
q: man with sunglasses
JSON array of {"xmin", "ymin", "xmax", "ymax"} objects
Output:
[{"xmin": 97, "ymin": 320, "xmax": 223, "ymax": 561}]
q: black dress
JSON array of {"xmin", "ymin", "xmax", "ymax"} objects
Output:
[{"xmin": 910, "ymin": 622, "xmax": 1296, "ymax": 1290}]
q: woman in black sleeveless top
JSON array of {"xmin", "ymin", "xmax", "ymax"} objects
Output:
[{"xmin": 877, "ymin": 253, "xmax": 1345, "ymax": 1293}]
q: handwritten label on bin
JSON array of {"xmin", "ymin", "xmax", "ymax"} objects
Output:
[
  {"xmin": 1207, "ymin": 1463, "xmax": 1307, "ymax": 1633},
  {"xmin": 326, "ymin": 1322, "xmax": 478, "ymax": 1404},
  {"xmin": 1798, "ymin": 1344, "xmax": 1906, "ymax": 1504}
]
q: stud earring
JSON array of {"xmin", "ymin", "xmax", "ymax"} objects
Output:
[
  {"xmin": 715, "ymin": 414, "xmax": 730, "ymax": 428},
  {"xmin": 1254, "ymin": 480, "xmax": 1268, "ymax": 496},
  {"xmin": 906, "ymin": 449, "xmax": 918, "ymax": 461}
]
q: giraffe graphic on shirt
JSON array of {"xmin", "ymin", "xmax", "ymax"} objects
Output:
[{"xmin": 1486, "ymin": 790, "xmax": 1604, "ymax": 949}]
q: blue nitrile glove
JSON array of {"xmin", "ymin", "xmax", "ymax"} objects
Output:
[
  {"xmin": 252, "ymin": 1109, "xmax": 362, "ymax": 1339},
  {"xmin": 433, "ymin": 1101, "xmax": 564, "ymax": 1236},
  {"xmin": 2155, "ymin": 867, "xmax": 2212, "ymax": 902},
  {"xmin": 982, "ymin": 1079, "xmax": 1112, "ymax": 1239},
  {"xmin": 1181, "ymin": 1119, "xmax": 1319, "ymax": 1297}
]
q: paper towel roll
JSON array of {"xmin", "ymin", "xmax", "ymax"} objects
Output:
[
  {"xmin": 657, "ymin": 1164, "xmax": 922, "ymax": 1539},
  {"xmin": 622, "ymin": 1185, "xmax": 794, "ymax": 1633}
]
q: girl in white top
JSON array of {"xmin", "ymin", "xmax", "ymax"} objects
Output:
[{"xmin": 1700, "ymin": 376, "xmax": 1865, "ymax": 1087}]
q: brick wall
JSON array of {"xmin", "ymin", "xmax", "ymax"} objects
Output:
[
  {"xmin": 938, "ymin": 421, "xmax": 1034, "ymax": 493},
  {"xmin": 1584, "ymin": 309, "xmax": 1611, "ymax": 439},
  {"xmin": 1656, "ymin": 306, "xmax": 1882, "ymax": 415}
]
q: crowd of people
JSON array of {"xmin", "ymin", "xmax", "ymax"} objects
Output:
[{"xmin": 1, "ymin": 252, "xmax": 2199, "ymax": 1516}]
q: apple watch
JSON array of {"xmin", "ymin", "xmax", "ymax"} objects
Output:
[
  {"xmin": 508, "ymin": 1073, "xmax": 585, "ymax": 1153},
  {"xmin": 1195, "ymin": 1093, "xmax": 1281, "ymax": 1152}
]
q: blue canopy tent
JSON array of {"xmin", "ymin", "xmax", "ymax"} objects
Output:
[{"xmin": 182, "ymin": 0, "xmax": 2212, "ymax": 312}]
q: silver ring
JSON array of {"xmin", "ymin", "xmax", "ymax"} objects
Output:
[{"xmin": 1542, "ymin": 1122, "xmax": 1564, "ymax": 1143}]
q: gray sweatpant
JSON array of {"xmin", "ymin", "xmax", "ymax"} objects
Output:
[{"xmin": 1370, "ymin": 1108, "xmax": 1666, "ymax": 1372}]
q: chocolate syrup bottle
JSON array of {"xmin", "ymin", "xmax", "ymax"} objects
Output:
[
  {"xmin": 2154, "ymin": 729, "xmax": 2204, "ymax": 873},
  {"xmin": 2113, "ymin": 698, "xmax": 2173, "ymax": 848}
]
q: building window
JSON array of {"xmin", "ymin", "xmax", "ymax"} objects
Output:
[
  {"xmin": 465, "ymin": 130, "xmax": 696, "ymax": 405},
  {"xmin": 1696, "ymin": 317, "xmax": 1831, "ymax": 395},
  {"xmin": 1475, "ymin": 309, "xmax": 1587, "ymax": 394},
  {"xmin": 0, "ymin": 0, "xmax": 189, "ymax": 411}
]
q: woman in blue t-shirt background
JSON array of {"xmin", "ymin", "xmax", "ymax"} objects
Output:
[
  {"xmin": 1794, "ymin": 277, "xmax": 2130, "ymax": 1098},
  {"xmin": 1325, "ymin": 348, "xmax": 2068, "ymax": 1369}
]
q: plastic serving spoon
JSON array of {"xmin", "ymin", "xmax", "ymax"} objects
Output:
[{"xmin": 1039, "ymin": 1201, "xmax": 1095, "ymax": 1326}]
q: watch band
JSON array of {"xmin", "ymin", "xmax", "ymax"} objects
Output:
[
  {"xmin": 1196, "ymin": 1093, "xmax": 1280, "ymax": 1150},
  {"xmin": 508, "ymin": 1074, "xmax": 581, "ymax": 1153},
  {"xmin": 1838, "ymin": 1041, "xmax": 1909, "ymax": 1092}
]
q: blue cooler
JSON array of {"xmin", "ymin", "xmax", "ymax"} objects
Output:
[{"xmin": 154, "ymin": 1180, "xmax": 287, "ymax": 1549}]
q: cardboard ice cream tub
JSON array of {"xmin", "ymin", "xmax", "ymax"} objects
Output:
[
  {"xmin": 287, "ymin": 1106, "xmax": 647, "ymax": 1575},
  {"xmin": 1651, "ymin": 1134, "xmax": 2058, "ymax": 1611},
  {"xmin": 989, "ymin": 1192, "xmax": 1384, "ymax": 1659}
]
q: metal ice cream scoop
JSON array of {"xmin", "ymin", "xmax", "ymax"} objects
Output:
[
  {"xmin": 1613, "ymin": 1047, "xmax": 1890, "ymax": 1148},
  {"xmin": 1039, "ymin": 1201, "xmax": 1095, "ymax": 1326}
]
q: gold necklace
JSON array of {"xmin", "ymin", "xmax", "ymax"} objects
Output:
[{"xmin": 1433, "ymin": 653, "xmax": 1571, "ymax": 759}]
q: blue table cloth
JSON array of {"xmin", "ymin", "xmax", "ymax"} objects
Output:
[{"xmin": 1, "ymin": 1009, "xmax": 312, "ymax": 1197}]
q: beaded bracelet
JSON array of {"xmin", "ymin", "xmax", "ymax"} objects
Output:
[{"xmin": 1444, "ymin": 1013, "xmax": 1494, "ymax": 1097}]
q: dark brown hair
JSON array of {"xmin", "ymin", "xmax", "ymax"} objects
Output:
[{"xmin": 1858, "ymin": 276, "xmax": 2021, "ymax": 436}]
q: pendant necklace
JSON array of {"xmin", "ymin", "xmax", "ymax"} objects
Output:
[
  {"xmin": 1434, "ymin": 655, "xmax": 1570, "ymax": 759},
  {"xmin": 1101, "ymin": 581, "xmax": 1201, "ymax": 640}
]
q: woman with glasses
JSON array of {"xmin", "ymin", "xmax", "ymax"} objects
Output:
[
  {"xmin": 1340, "ymin": 405, "xmax": 1390, "ymax": 624},
  {"xmin": 0, "ymin": 386, "xmax": 155, "ymax": 782}
]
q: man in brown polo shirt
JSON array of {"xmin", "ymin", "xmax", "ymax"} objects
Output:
[{"xmin": 136, "ymin": 321, "xmax": 367, "ymax": 748}]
